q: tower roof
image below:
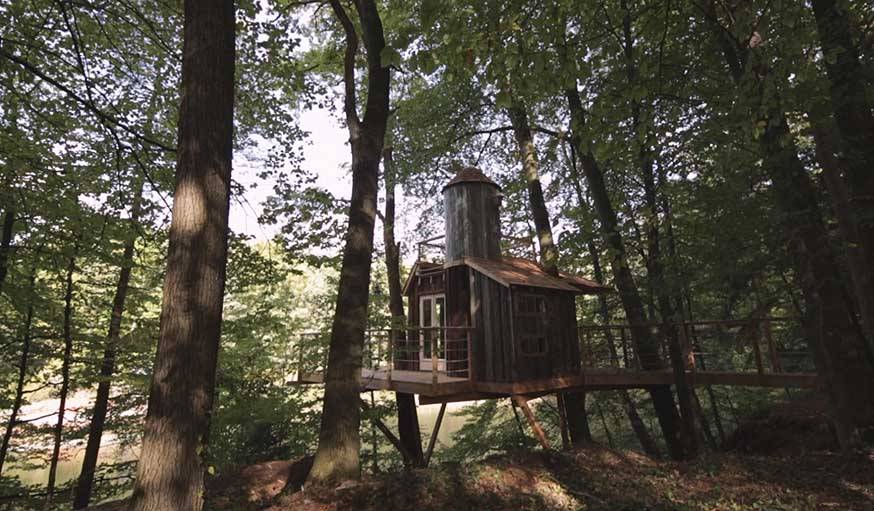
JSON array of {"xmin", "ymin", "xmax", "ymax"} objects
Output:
[{"xmin": 442, "ymin": 167, "xmax": 500, "ymax": 191}]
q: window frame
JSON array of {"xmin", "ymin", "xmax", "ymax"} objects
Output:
[{"xmin": 515, "ymin": 293, "xmax": 549, "ymax": 357}]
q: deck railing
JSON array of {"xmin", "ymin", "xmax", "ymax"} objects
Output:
[
  {"xmin": 578, "ymin": 317, "xmax": 814, "ymax": 375},
  {"xmin": 292, "ymin": 326, "xmax": 474, "ymax": 386}
]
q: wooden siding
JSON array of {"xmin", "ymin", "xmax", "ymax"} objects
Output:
[
  {"xmin": 444, "ymin": 181, "xmax": 502, "ymax": 261},
  {"xmin": 470, "ymin": 270, "xmax": 516, "ymax": 382},
  {"xmin": 511, "ymin": 286, "xmax": 581, "ymax": 381}
]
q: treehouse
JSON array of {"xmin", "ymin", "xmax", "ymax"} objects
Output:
[
  {"xmin": 398, "ymin": 168, "xmax": 609, "ymax": 384},
  {"xmin": 295, "ymin": 166, "xmax": 817, "ymax": 454}
]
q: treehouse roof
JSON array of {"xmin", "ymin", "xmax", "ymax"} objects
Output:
[{"xmin": 404, "ymin": 256, "xmax": 611, "ymax": 295}]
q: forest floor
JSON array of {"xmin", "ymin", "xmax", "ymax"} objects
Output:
[{"xmin": 203, "ymin": 445, "xmax": 874, "ymax": 511}]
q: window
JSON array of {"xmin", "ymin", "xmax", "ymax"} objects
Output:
[{"xmin": 516, "ymin": 294, "xmax": 548, "ymax": 356}]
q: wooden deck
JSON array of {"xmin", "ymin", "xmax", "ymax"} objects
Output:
[{"xmin": 295, "ymin": 367, "xmax": 817, "ymax": 404}]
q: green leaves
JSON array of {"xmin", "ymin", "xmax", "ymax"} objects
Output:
[{"xmin": 380, "ymin": 46, "xmax": 402, "ymax": 68}]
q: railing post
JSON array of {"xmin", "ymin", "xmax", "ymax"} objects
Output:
[
  {"xmin": 765, "ymin": 320, "xmax": 780, "ymax": 373},
  {"xmin": 752, "ymin": 320, "xmax": 764, "ymax": 376},
  {"xmin": 387, "ymin": 329, "xmax": 393, "ymax": 385},
  {"xmin": 679, "ymin": 322, "xmax": 695, "ymax": 371},
  {"xmin": 432, "ymin": 328, "xmax": 438, "ymax": 387},
  {"xmin": 297, "ymin": 336, "xmax": 304, "ymax": 382},
  {"xmin": 466, "ymin": 329, "xmax": 473, "ymax": 380}
]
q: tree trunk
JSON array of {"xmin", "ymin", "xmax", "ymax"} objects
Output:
[
  {"xmin": 73, "ymin": 185, "xmax": 143, "ymax": 510},
  {"xmin": 811, "ymin": 1, "xmax": 874, "ymax": 356},
  {"xmin": 507, "ymin": 102, "xmax": 560, "ymax": 274},
  {"xmin": 508, "ymin": 101, "xmax": 593, "ymax": 445},
  {"xmin": 0, "ymin": 272, "xmax": 35, "ymax": 476},
  {"xmin": 621, "ymin": 0, "xmax": 698, "ymax": 457},
  {"xmin": 566, "ymin": 86, "xmax": 686, "ymax": 460},
  {"xmin": 702, "ymin": 4, "xmax": 874, "ymax": 444},
  {"xmin": 128, "ymin": 1, "xmax": 235, "ymax": 509},
  {"xmin": 382, "ymin": 147, "xmax": 425, "ymax": 467},
  {"xmin": 0, "ymin": 208, "xmax": 14, "ymax": 291},
  {"xmin": 308, "ymin": 0, "xmax": 390, "ymax": 484},
  {"xmin": 45, "ymin": 254, "xmax": 76, "ymax": 508},
  {"xmin": 589, "ymin": 239, "xmax": 662, "ymax": 458}
]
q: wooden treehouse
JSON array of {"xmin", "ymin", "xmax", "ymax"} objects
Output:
[{"xmin": 295, "ymin": 167, "xmax": 817, "ymax": 450}]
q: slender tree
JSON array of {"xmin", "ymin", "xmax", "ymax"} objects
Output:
[
  {"xmin": 0, "ymin": 271, "xmax": 35, "ymax": 475},
  {"xmin": 566, "ymin": 85, "xmax": 687, "ymax": 459},
  {"xmin": 127, "ymin": 0, "xmax": 236, "ymax": 508},
  {"xmin": 45, "ymin": 253, "xmax": 76, "ymax": 508},
  {"xmin": 382, "ymin": 146, "xmax": 424, "ymax": 467},
  {"xmin": 307, "ymin": 0, "xmax": 391, "ymax": 484},
  {"xmin": 73, "ymin": 183, "xmax": 143, "ymax": 509}
]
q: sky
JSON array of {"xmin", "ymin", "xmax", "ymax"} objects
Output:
[{"xmin": 228, "ymin": 105, "xmax": 351, "ymax": 241}]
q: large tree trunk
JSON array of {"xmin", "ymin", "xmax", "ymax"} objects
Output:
[
  {"xmin": 761, "ymin": 111, "xmax": 874, "ymax": 445},
  {"xmin": 0, "ymin": 272, "xmax": 35, "ymax": 476},
  {"xmin": 128, "ymin": 1, "xmax": 235, "ymax": 509},
  {"xmin": 703, "ymin": 3, "xmax": 874, "ymax": 446},
  {"xmin": 810, "ymin": 0, "xmax": 874, "ymax": 354},
  {"xmin": 73, "ymin": 186, "xmax": 143, "ymax": 510},
  {"xmin": 507, "ymin": 101, "xmax": 592, "ymax": 446},
  {"xmin": 45, "ymin": 254, "xmax": 76, "ymax": 508},
  {"xmin": 566, "ymin": 86, "xmax": 687, "ymax": 460},
  {"xmin": 0, "ymin": 208, "xmax": 13, "ymax": 291},
  {"xmin": 382, "ymin": 147, "xmax": 424, "ymax": 467},
  {"xmin": 308, "ymin": 0, "xmax": 390, "ymax": 484}
]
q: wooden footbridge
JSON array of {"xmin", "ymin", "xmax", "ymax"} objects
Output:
[{"xmin": 291, "ymin": 317, "xmax": 817, "ymax": 405}]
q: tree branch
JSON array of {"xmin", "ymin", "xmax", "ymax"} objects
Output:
[{"xmin": 329, "ymin": 0, "xmax": 361, "ymax": 134}]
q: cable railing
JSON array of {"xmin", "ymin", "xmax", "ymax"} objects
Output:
[
  {"xmin": 291, "ymin": 326, "xmax": 474, "ymax": 389},
  {"xmin": 578, "ymin": 317, "xmax": 814, "ymax": 375}
]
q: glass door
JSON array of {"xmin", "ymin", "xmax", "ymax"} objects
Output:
[{"xmin": 419, "ymin": 294, "xmax": 446, "ymax": 371}]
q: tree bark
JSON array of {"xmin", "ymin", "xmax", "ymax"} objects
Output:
[
  {"xmin": 382, "ymin": 147, "xmax": 425, "ymax": 467},
  {"xmin": 566, "ymin": 86, "xmax": 686, "ymax": 460},
  {"xmin": 0, "ymin": 272, "xmax": 35, "ymax": 476},
  {"xmin": 128, "ymin": 1, "xmax": 235, "ymax": 509},
  {"xmin": 73, "ymin": 185, "xmax": 143, "ymax": 510},
  {"xmin": 810, "ymin": 0, "xmax": 874, "ymax": 355},
  {"xmin": 507, "ymin": 102, "xmax": 560, "ymax": 275},
  {"xmin": 0, "ymin": 208, "xmax": 13, "ymax": 291},
  {"xmin": 308, "ymin": 0, "xmax": 390, "ymax": 484},
  {"xmin": 45, "ymin": 254, "xmax": 76, "ymax": 508}
]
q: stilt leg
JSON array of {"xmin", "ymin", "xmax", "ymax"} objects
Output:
[
  {"xmin": 424, "ymin": 402, "xmax": 446, "ymax": 467},
  {"xmin": 512, "ymin": 396, "xmax": 551, "ymax": 450}
]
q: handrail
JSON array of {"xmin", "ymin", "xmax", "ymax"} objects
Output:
[
  {"xmin": 577, "ymin": 317, "xmax": 813, "ymax": 375},
  {"xmin": 292, "ymin": 326, "xmax": 474, "ymax": 384}
]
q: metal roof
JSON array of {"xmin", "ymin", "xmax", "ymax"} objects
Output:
[
  {"xmin": 442, "ymin": 167, "xmax": 500, "ymax": 191},
  {"xmin": 446, "ymin": 256, "xmax": 611, "ymax": 294}
]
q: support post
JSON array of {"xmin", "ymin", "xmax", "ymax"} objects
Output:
[
  {"xmin": 297, "ymin": 337, "xmax": 304, "ymax": 382},
  {"xmin": 424, "ymin": 402, "xmax": 446, "ymax": 467},
  {"xmin": 512, "ymin": 396, "xmax": 551, "ymax": 450},
  {"xmin": 387, "ymin": 329, "xmax": 393, "ymax": 385},
  {"xmin": 556, "ymin": 393, "xmax": 570, "ymax": 450},
  {"xmin": 465, "ymin": 329, "xmax": 473, "ymax": 379},
  {"xmin": 764, "ymin": 320, "xmax": 781, "ymax": 373},
  {"xmin": 752, "ymin": 321, "xmax": 764, "ymax": 376}
]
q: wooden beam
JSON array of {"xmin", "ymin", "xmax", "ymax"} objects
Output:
[
  {"xmin": 556, "ymin": 393, "xmax": 570, "ymax": 450},
  {"xmin": 359, "ymin": 398, "xmax": 412, "ymax": 464},
  {"xmin": 424, "ymin": 402, "xmax": 446, "ymax": 467},
  {"xmin": 512, "ymin": 396, "xmax": 550, "ymax": 450}
]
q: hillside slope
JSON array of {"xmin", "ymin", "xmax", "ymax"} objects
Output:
[{"xmin": 210, "ymin": 446, "xmax": 873, "ymax": 511}]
